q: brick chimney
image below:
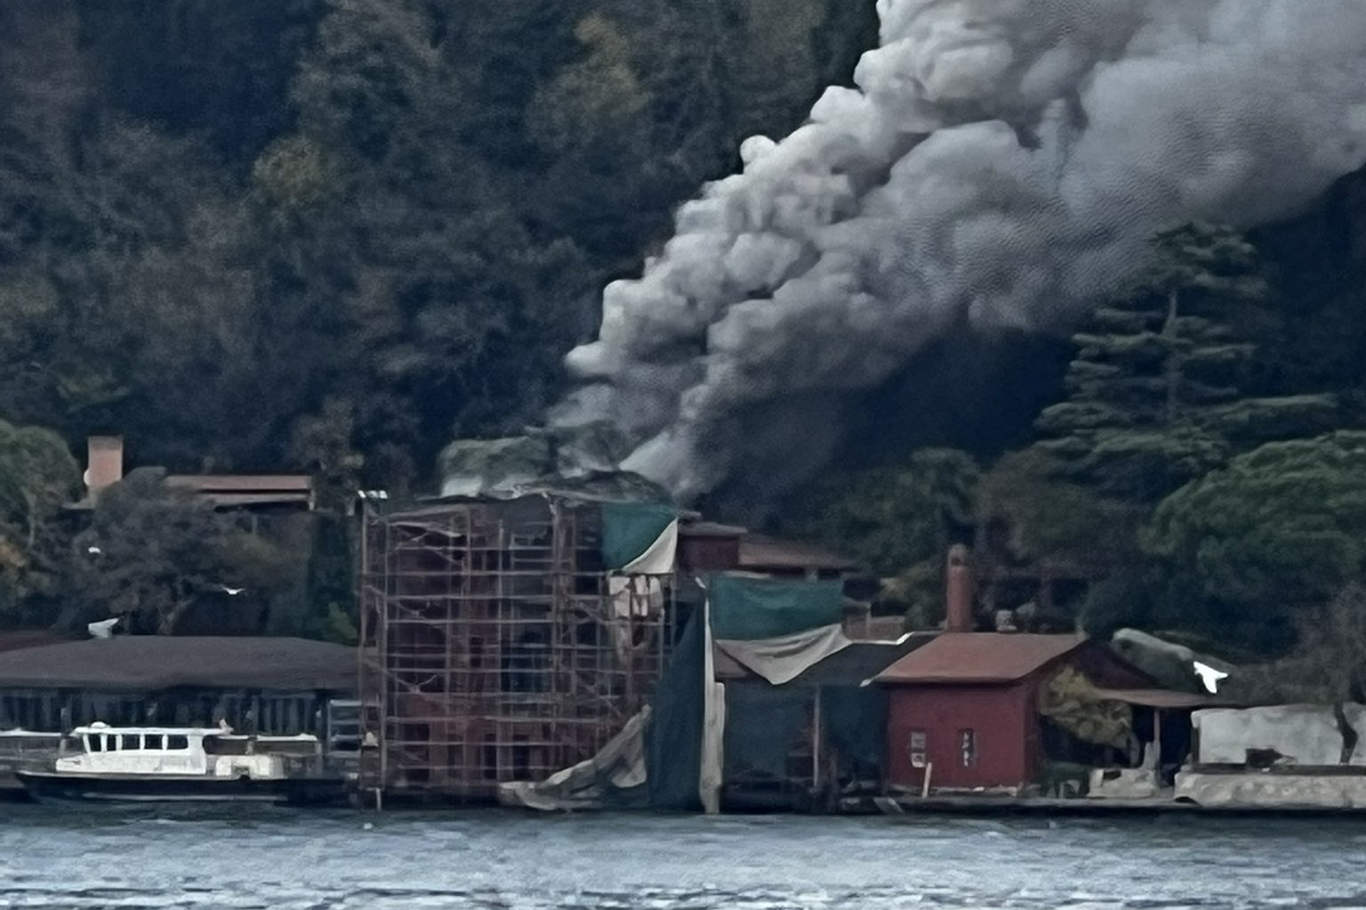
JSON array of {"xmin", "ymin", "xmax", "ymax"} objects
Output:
[
  {"xmin": 85, "ymin": 436, "xmax": 124, "ymax": 499},
  {"xmin": 945, "ymin": 544, "xmax": 974, "ymax": 633}
]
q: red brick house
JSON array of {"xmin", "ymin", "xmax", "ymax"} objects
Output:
[
  {"xmin": 875, "ymin": 632, "xmax": 1159, "ymax": 792},
  {"xmin": 872, "ymin": 545, "xmax": 1187, "ymax": 793}
]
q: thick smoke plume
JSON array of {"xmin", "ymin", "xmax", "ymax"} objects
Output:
[{"xmin": 551, "ymin": 0, "xmax": 1366, "ymax": 501}]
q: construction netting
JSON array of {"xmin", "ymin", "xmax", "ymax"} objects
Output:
[{"xmin": 498, "ymin": 572, "xmax": 874, "ymax": 812}]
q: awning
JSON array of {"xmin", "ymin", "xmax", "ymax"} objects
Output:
[{"xmin": 1090, "ymin": 688, "xmax": 1213, "ymax": 709}]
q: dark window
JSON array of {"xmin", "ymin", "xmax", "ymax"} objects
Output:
[
  {"xmin": 87, "ymin": 734, "xmax": 103, "ymax": 753},
  {"xmin": 482, "ymin": 735, "xmax": 497, "ymax": 781},
  {"xmin": 167, "ymin": 735, "xmax": 189, "ymax": 750},
  {"xmin": 144, "ymin": 734, "xmax": 164, "ymax": 751},
  {"xmin": 959, "ymin": 728, "xmax": 977, "ymax": 767},
  {"xmin": 121, "ymin": 734, "xmax": 141, "ymax": 751},
  {"xmin": 513, "ymin": 736, "xmax": 530, "ymax": 778}
]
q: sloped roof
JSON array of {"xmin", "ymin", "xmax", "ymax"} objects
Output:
[
  {"xmin": 792, "ymin": 635, "xmax": 937, "ymax": 686},
  {"xmin": 165, "ymin": 475, "xmax": 312, "ymax": 493},
  {"xmin": 0, "ymin": 636, "xmax": 356, "ymax": 693},
  {"xmin": 737, "ymin": 534, "xmax": 860, "ymax": 572},
  {"xmin": 875, "ymin": 633, "xmax": 1088, "ymax": 685},
  {"xmin": 715, "ymin": 634, "xmax": 936, "ymax": 684},
  {"xmin": 1089, "ymin": 687, "xmax": 1214, "ymax": 709},
  {"xmin": 679, "ymin": 521, "xmax": 747, "ymax": 539},
  {"xmin": 0, "ymin": 630, "xmax": 72, "ymax": 655}
]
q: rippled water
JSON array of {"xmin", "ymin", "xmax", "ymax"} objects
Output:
[{"xmin": 3, "ymin": 805, "xmax": 1366, "ymax": 909}]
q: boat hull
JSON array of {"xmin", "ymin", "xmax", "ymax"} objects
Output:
[{"xmin": 15, "ymin": 770, "xmax": 345, "ymax": 806}]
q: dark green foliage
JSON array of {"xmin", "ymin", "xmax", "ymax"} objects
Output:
[
  {"xmin": 1224, "ymin": 583, "xmax": 1366, "ymax": 706},
  {"xmin": 977, "ymin": 449, "xmax": 1144, "ymax": 577},
  {"xmin": 301, "ymin": 511, "xmax": 357, "ymax": 645},
  {"xmin": 1145, "ymin": 432, "xmax": 1366, "ymax": 633},
  {"xmin": 1077, "ymin": 571, "xmax": 1156, "ymax": 640},
  {"xmin": 0, "ymin": 0, "xmax": 870, "ymax": 494},
  {"xmin": 2, "ymin": 1, "xmax": 1366, "ymax": 658},
  {"xmin": 66, "ymin": 469, "xmax": 300, "ymax": 635},
  {"xmin": 0, "ymin": 0, "xmax": 876, "ymax": 632},
  {"xmin": 0, "ymin": 420, "xmax": 81, "ymax": 626},
  {"xmin": 778, "ymin": 448, "xmax": 978, "ymax": 623},
  {"xmin": 807, "ymin": 219, "xmax": 1365, "ymax": 648},
  {"xmin": 1034, "ymin": 222, "xmax": 1332, "ymax": 505},
  {"xmin": 782, "ymin": 448, "xmax": 979, "ymax": 578}
]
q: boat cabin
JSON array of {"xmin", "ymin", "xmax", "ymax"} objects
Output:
[{"xmin": 57, "ymin": 722, "xmax": 318, "ymax": 780}]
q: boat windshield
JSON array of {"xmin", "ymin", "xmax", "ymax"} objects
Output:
[
  {"xmin": 202, "ymin": 735, "xmax": 249, "ymax": 756},
  {"xmin": 57, "ymin": 735, "xmax": 82, "ymax": 758},
  {"xmin": 74, "ymin": 730, "xmax": 198, "ymax": 753}
]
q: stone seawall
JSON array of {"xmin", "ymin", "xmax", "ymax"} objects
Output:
[{"xmin": 1176, "ymin": 770, "xmax": 1366, "ymax": 808}]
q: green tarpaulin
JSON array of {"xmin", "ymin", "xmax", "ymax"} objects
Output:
[
  {"xmin": 600, "ymin": 501, "xmax": 677, "ymax": 570},
  {"xmin": 708, "ymin": 574, "xmax": 845, "ymax": 641}
]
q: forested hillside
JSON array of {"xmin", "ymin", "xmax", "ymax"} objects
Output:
[
  {"xmin": 4, "ymin": 1, "xmax": 1366, "ymax": 661},
  {"xmin": 0, "ymin": 0, "xmax": 875, "ymax": 490}
]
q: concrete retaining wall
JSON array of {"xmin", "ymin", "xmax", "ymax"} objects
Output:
[
  {"xmin": 1176, "ymin": 770, "xmax": 1366, "ymax": 808},
  {"xmin": 1192, "ymin": 704, "xmax": 1366, "ymax": 766}
]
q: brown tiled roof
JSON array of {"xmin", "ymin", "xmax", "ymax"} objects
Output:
[
  {"xmin": 193, "ymin": 493, "xmax": 313, "ymax": 508},
  {"xmin": 0, "ymin": 636, "xmax": 355, "ymax": 693},
  {"xmin": 738, "ymin": 534, "xmax": 860, "ymax": 572},
  {"xmin": 715, "ymin": 633, "xmax": 936, "ymax": 684},
  {"xmin": 68, "ymin": 474, "xmax": 314, "ymax": 511},
  {"xmin": 679, "ymin": 521, "xmax": 747, "ymax": 539},
  {"xmin": 875, "ymin": 633, "xmax": 1087, "ymax": 685},
  {"xmin": 165, "ymin": 475, "xmax": 312, "ymax": 494}
]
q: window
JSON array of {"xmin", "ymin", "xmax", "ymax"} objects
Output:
[
  {"xmin": 959, "ymin": 728, "xmax": 977, "ymax": 767},
  {"xmin": 87, "ymin": 734, "xmax": 104, "ymax": 753},
  {"xmin": 167, "ymin": 735, "xmax": 189, "ymax": 751},
  {"xmin": 120, "ymin": 734, "xmax": 141, "ymax": 751},
  {"xmin": 908, "ymin": 730, "xmax": 927, "ymax": 769},
  {"xmin": 106, "ymin": 734, "xmax": 120, "ymax": 751},
  {"xmin": 144, "ymin": 734, "xmax": 164, "ymax": 751}
]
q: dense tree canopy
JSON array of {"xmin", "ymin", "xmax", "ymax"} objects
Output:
[
  {"xmin": 1145, "ymin": 432, "xmax": 1366, "ymax": 634},
  {"xmin": 0, "ymin": 0, "xmax": 877, "ymax": 492},
  {"xmin": 1, "ymin": 2, "xmax": 1366, "ymax": 654},
  {"xmin": 67, "ymin": 468, "xmax": 300, "ymax": 635}
]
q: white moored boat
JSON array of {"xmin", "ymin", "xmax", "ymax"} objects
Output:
[{"xmin": 15, "ymin": 722, "xmax": 345, "ymax": 804}]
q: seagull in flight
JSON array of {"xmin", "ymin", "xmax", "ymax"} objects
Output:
[{"xmin": 1193, "ymin": 661, "xmax": 1229, "ymax": 694}]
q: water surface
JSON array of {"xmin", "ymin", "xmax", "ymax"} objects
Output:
[{"xmin": 2, "ymin": 805, "xmax": 1363, "ymax": 909}]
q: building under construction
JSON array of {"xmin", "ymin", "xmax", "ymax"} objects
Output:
[{"xmin": 357, "ymin": 494, "xmax": 680, "ymax": 803}]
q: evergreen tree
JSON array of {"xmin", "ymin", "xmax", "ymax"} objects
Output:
[
  {"xmin": 1035, "ymin": 222, "xmax": 1339, "ymax": 503},
  {"xmin": 1145, "ymin": 431, "xmax": 1366, "ymax": 651}
]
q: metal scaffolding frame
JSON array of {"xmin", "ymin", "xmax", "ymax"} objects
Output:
[{"xmin": 358, "ymin": 494, "xmax": 675, "ymax": 802}]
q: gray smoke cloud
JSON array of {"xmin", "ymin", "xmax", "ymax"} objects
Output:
[{"xmin": 550, "ymin": 0, "xmax": 1366, "ymax": 501}]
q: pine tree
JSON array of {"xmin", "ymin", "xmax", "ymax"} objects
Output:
[{"xmin": 1034, "ymin": 222, "xmax": 1339, "ymax": 503}]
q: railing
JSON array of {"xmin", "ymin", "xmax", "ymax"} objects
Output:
[{"xmin": 0, "ymin": 732, "xmax": 61, "ymax": 782}]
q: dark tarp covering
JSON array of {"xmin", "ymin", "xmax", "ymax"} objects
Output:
[
  {"xmin": 822, "ymin": 685, "xmax": 888, "ymax": 779},
  {"xmin": 644, "ymin": 610, "xmax": 705, "ymax": 810},
  {"xmin": 721, "ymin": 683, "xmax": 889, "ymax": 787},
  {"xmin": 708, "ymin": 574, "xmax": 844, "ymax": 641},
  {"xmin": 601, "ymin": 501, "xmax": 677, "ymax": 570},
  {"xmin": 724, "ymin": 684, "xmax": 811, "ymax": 778}
]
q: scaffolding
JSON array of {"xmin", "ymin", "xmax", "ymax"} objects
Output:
[{"xmin": 358, "ymin": 495, "xmax": 676, "ymax": 802}]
